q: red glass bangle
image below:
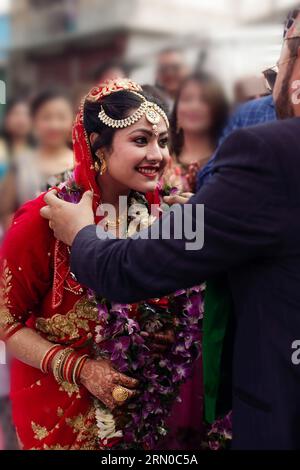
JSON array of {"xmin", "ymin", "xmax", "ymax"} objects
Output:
[
  {"xmin": 63, "ymin": 351, "xmax": 79, "ymax": 383},
  {"xmin": 74, "ymin": 355, "xmax": 89, "ymax": 385},
  {"xmin": 41, "ymin": 345, "xmax": 64, "ymax": 374}
]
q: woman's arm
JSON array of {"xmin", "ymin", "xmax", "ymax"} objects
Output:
[
  {"xmin": 4, "ymin": 327, "xmax": 57, "ymax": 368},
  {"xmin": 4, "ymin": 328, "xmax": 137, "ymax": 410},
  {"xmin": 0, "ymin": 196, "xmax": 137, "ymax": 410}
]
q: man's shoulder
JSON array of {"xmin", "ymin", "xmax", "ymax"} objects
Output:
[
  {"xmin": 238, "ymin": 117, "xmax": 300, "ymax": 147},
  {"xmin": 216, "ymin": 118, "xmax": 300, "ymax": 169}
]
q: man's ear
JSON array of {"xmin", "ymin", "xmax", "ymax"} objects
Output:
[{"xmin": 89, "ymin": 132, "xmax": 99, "ymax": 147}]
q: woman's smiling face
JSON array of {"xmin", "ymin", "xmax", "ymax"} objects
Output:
[{"xmin": 99, "ymin": 115, "xmax": 170, "ymax": 193}]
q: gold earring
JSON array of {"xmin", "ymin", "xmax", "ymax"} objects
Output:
[{"xmin": 95, "ymin": 150, "xmax": 107, "ymax": 175}]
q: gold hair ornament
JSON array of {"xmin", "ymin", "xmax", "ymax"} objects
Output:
[{"xmin": 98, "ymin": 92, "xmax": 169, "ymax": 136}]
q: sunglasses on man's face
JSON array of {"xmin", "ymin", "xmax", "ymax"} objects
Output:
[
  {"xmin": 263, "ymin": 66, "xmax": 278, "ymax": 92},
  {"xmin": 262, "ymin": 54, "xmax": 298, "ymax": 92}
]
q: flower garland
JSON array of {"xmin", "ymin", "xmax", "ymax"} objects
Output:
[
  {"xmin": 202, "ymin": 412, "xmax": 232, "ymax": 450},
  {"xmin": 92, "ymin": 288, "xmax": 204, "ymax": 450},
  {"xmin": 58, "ymin": 177, "xmax": 204, "ymax": 450}
]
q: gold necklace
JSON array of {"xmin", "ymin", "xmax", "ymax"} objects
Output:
[{"xmin": 106, "ymin": 212, "xmax": 127, "ymax": 227}]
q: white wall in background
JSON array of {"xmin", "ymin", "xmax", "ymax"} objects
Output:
[{"xmin": 0, "ymin": 0, "xmax": 10, "ymax": 15}]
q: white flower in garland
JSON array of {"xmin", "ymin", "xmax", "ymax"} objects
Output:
[
  {"xmin": 95, "ymin": 403, "xmax": 123, "ymax": 443},
  {"xmin": 127, "ymin": 200, "xmax": 157, "ymax": 238}
]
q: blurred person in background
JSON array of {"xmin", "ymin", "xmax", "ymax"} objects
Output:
[
  {"xmin": 196, "ymin": 94, "xmax": 277, "ymax": 190},
  {"xmin": 155, "ymin": 48, "xmax": 191, "ymax": 110},
  {"xmin": 0, "ymin": 99, "xmax": 32, "ymax": 161},
  {"xmin": 0, "ymin": 91, "xmax": 74, "ymax": 234},
  {"xmin": 92, "ymin": 60, "xmax": 127, "ymax": 84},
  {"xmin": 0, "ymin": 99, "xmax": 33, "ymax": 237},
  {"xmin": 195, "ymin": 8, "xmax": 300, "ymax": 191},
  {"xmin": 233, "ymin": 76, "xmax": 270, "ymax": 105},
  {"xmin": 169, "ymin": 73, "xmax": 229, "ymax": 193},
  {"xmin": 196, "ymin": 92, "xmax": 276, "ymax": 190},
  {"xmin": 30, "ymin": 90, "xmax": 74, "ymax": 190}
]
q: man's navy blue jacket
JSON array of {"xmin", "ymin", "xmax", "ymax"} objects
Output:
[{"xmin": 71, "ymin": 117, "xmax": 300, "ymax": 449}]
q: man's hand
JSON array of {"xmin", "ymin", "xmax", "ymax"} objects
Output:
[
  {"xmin": 141, "ymin": 329, "xmax": 175, "ymax": 356},
  {"xmin": 40, "ymin": 190, "xmax": 95, "ymax": 246}
]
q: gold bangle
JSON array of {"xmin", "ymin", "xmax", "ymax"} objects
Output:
[{"xmin": 52, "ymin": 348, "xmax": 74, "ymax": 384}]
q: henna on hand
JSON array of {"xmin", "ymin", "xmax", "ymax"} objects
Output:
[{"xmin": 79, "ymin": 358, "xmax": 138, "ymax": 410}]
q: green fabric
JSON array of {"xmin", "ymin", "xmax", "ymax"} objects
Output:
[{"xmin": 203, "ymin": 278, "xmax": 233, "ymax": 424}]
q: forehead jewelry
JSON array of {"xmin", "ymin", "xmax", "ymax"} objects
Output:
[{"xmin": 98, "ymin": 92, "xmax": 169, "ymax": 136}]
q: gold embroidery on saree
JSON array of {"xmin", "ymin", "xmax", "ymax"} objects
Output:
[
  {"xmin": 30, "ymin": 407, "xmax": 98, "ymax": 450},
  {"xmin": 66, "ymin": 414, "xmax": 86, "ymax": 433},
  {"xmin": 0, "ymin": 308, "xmax": 17, "ymax": 329},
  {"xmin": 35, "ymin": 297, "xmax": 99, "ymax": 342},
  {"xmin": 59, "ymin": 381, "xmax": 80, "ymax": 398},
  {"xmin": 31, "ymin": 421, "xmax": 49, "ymax": 441},
  {"xmin": 43, "ymin": 444, "xmax": 70, "ymax": 450},
  {"xmin": 68, "ymin": 406, "xmax": 98, "ymax": 449},
  {"xmin": 0, "ymin": 260, "xmax": 16, "ymax": 329},
  {"xmin": 1, "ymin": 260, "xmax": 12, "ymax": 301}
]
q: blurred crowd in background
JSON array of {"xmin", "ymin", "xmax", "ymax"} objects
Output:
[{"xmin": 0, "ymin": 0, "xmax": 299, "ymax": 450}]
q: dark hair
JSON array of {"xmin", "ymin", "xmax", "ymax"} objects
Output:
[
  {"xmin": 170, "ymin": 72, "xmax": 229, "ymax": 157},
  {"xmin": 141, "ymin": 84, "xmax": 170, "ymax": 114},
  {"xmin": 31, "ymin": 89, "xmax": 72, "ymax": 117},
  {"xmin": 92, "ymin": 60, "xmax": 128, "ymax": 82},
  {"xmin": 83, "ymin": 89, "xmax": 169, "ymax": 160}
]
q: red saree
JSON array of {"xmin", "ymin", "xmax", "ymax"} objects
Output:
[
  {"xmin": 0, "ymin": 82, "xmax": 163, "ymax": 450},
  {"xmin": 0, "ymin": 82, "xmax": 200, "ymax": 450}
]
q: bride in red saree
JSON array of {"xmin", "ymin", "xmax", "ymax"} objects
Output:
[{"xmin": 0, "ymin": 79, "xmax": 203, "ymax": 450}]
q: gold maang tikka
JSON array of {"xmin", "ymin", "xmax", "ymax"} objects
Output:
[{"xmin": 98, "ymin": 91, "xmax": 169, "ymax": 136}]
